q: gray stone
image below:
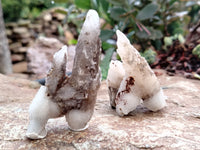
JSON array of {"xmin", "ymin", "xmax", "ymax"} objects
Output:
[
  {"xmin": 26, "ymin": 37, "xmax": 75, "ymax": 79},
  {"xmin": 6, "ymin": 29, "xmax": 12, "ymax": 36},
  {"xmin": 11, "ymin": 54, "xmax": 24, "ymax": 62},
  {"xmin": 5, "ymin": 22, "xmax": 18, "ymax": 28},
  {"xmin": 13, "ymin": 27, "xmax": 28, "ymax": 35},
  {"xmin": 18, "ymin": 20, "xmax": 31, "ymax": 27},
  {"xmin": 0, "ymin": 71, "xmax": 200, "ymax": 149},
  {"xmin": 18, "ymin": 47, "xmax": 28, "ymax": 53},
  {"xmin": 12, "ymin": 62, "xmax": 27, "ymax": 73},
  {"xmin": 9, "ymin": 42, "xmax": 22, "ymax": 52},
  {"xmin": 43, "ymin": 13, "xmax": 52, "ymax": 22},
  {"xmin": 29, "ymin": 24, "xmax": 42, "ymax": 32}
]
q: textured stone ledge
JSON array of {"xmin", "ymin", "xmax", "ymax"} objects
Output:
[{"xmin": 0, "ymin": 71, "xmax": 200, "ymax": 149}]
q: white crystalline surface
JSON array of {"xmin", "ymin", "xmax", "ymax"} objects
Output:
[
  {"xmin": 26, "ymin": 9, "xmax": 101, "ymax": 139},
  {"xmin": 107, "ymin": 60, "xmax": 125, "ymax": 89},
  {"xmin": 107, "ymin": 30, "xmax": 166, "ymax": 116},
  {"xmin": 53, "ymin": 45, "xmax": 68, "ymax": 67}
]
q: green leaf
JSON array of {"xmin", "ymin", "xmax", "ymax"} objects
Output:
[
  {"xmin": 152, "ymin": 39, "xmax": 162, "ymax": 50},
  {"xmin": 55, "ymin": 8, "xmax": 68, "ymax": 15},
  {"xmin": 126, "ymin": 30, "xmax": 135, "ymax": 42},
  {"xmin": 136, "ymin": 3, "xmax": 158, "ymax": 21},
  {"xmin": 58, "ymin": 25, "xmax": 64, "ymax": 36},
  {"xmin": 110, "ymin": 7, "xmax": 126, "ymax": 21},
  {"xmin": 136, "ymin": 27, "xmax": 163, "ymax": 40},
  {"xmin": 169, "ymin": 0, "xmax": 177, "ymax": 5},
  {"xmin": 100, "ymin": 48, "xmax": 115, "ymax": 80},
  {"xmin": 164, "ymin": 37, "xmax": 173, "ymax": 47},
  {"xmin": 100, "ymin": 30, "xmax": 115, "ymax": 41},
  {"xmin": 68, "ymin": 39, "xmax": 78, "ymax": 45},
  {"xmin": 99, "ymin": 0, "xmax": 109, "ymax": 13},
  {"xmin": 53, "ymin": 0, "xmax": 68, "ymax": 3},
  {"xmin": 193, "ymin": 73, "xmax": 200, "ymax": 80},
  {"xmin": 91, "ymin": 0, "xmax": 98, "ymax": 10},
  {"xmin": 74, "ymin": 0, "xmax": 91, "ymax": 9},
  {"xmin": 108, "ymin": 0, "xmax": 128, "ymax": 7},
  {"xmin": 192, "ymin": 44, "xmax": 200, "ymax": 59},
  {"xmin": 102, "ymin": 40, "xmax": 116, "ymax": 50},
  {"xmin": 140, "ymin": 49, "xmax": 157, "ymax": 65}
]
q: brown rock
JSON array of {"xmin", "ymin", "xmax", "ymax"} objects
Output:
[
  {"xmin": 13, "ymin": 62, "xmax": 27, "ymax": 73},
  {"xmin": 50, "ymin": 24, "xmax": 58, "ymax": 33},
  {"xmin": 12, "ymin": 27, "xmax": 31, "ymax": 39},
  {"xmin": 44, "ymin": 28, "xmax": 53, "ymax": 36},
  {"xmin": 43, "ymin": 13, "xmax": 52, "ymax": 22},
  {"xmin": 29, "ymin": 24, "xmax": 42, "ymax": 32},
  {"xmin": 21, "ymin": 38, "xmax": 30, "ymax": 45},
  {"xmin": 8, "ymin": 39, "xmax": 12, "ymax": 44},
  {"xmin": 0, "ymin": 72, "xmax": 200, "ymax": 149},
  {"xmin": 64, "ymin": 30, "xmax": 74, "ymax": 44},
  {"xmin": 5, "ymin": 22, "xmax": 18, "ymax": 28},
  {"xmin": 9, "ymin": 42, "xmax": 22, "ymax": 52},
  {"xmin": 6, "ymin": 29, "xmax": 12, "ymax": 36},
  {"xmin": 11, "ymin": 54, "xmax": 24, "ymax": 62},
  {"xmin": 27, "ymin": 37, "xmax": 75, "ymax": 79},
  {"xmin": 18, "ymin": 20, "xmax": 31, "ymax": 27},
  {"xmin": 8, "ymin": 73, "xmax": 29, "ymax": 80},
  {"xmin": 53, "ymin": 13, "xmax": 65, "ymax": 21},
  {"xmin": 13, "ymin": 27, "xmax": 28, "ymax": 35},
  {"xmin": 100, "ymin": 18, "xmax": 112, "ymax": 29},
  {"xmin": 20, "ymin": 32, "xmax": 31, "ymax": 39},
  {"xmin": 18, "ymin": 47, "xmax": 28, "ymax": 53}
]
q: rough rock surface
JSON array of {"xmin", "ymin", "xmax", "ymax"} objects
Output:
[
  {"xmin": 26, "ymin": 37, "xmax": 75, "ymax": 79},
  {"xmin": 0, "ymin": 70, "xmax": 200, "ymax": 150}
]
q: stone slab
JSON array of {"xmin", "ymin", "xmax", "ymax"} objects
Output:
[{"xmin": 0, "ymin": 71, "xmax": 200, "ymax": 150}]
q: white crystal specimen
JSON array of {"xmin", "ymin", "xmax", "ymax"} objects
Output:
[
  {"xmin": 26, "ymin": 9, "xmax": 101, "ymax": 139},
  {"xmin": 107, "ymin": 30, "xmax": 166, "ymax": 116},
  {"xmin": 26, "ymin": 86, "xmax": 61, "ymax": 139},
  {"xmin": 107, "ymin": 60, "xmax": 125, "ymax": 108}
]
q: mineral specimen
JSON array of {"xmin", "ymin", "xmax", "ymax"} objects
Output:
[
  {"xmin": 26, "ymin": 9, "xmax": 101, "ymax": 139},
  {"xmin": 107, "ymin": 30, "xmax": 166, "ymax": 116}
]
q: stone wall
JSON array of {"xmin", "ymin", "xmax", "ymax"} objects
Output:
[{"xmin": 5, "ymin": 7, "xmax": 72, "ymax": 74}]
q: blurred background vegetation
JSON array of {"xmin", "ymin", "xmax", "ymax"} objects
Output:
[{"xmin": 2, "ymin": 0, "xmax": 200, "ymax": 79}]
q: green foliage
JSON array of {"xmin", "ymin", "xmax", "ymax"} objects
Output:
[
  {"xmin": 164, "ymin": 34, "xmax": 185, "ymax": 49},
  {"xmin": 167, "ymin": 21, "xmax": 184, "ymax": 35},
  {"xmin": 3, "ymin": 0, "xmax": 198, "ymax": 79},
  {"xmin": 70, "ymin": 0, "xmax": 199, "ymax": 79},
  {"xmin": 136, "ymin": 27, "xmax": 163, "ymax": 40},
  {"xmin": 140, "ymin": 49, "xmax": 157, "ymax": 65},
  {"xmin": 2, "ymin": 0, "xmax": 25, "ymax": 22},
  {"xmin": 74, "ymin": 0, "xmax": 90, "ymax": 9},
  {"xmin": 2, "ymin": 0, "xmax": 55, "ymax": 22},
  {"xmin": 68, "ymin": 39, "xmax": 78, "ymax": 45},
  {"xmin": 136, "ymin": 3, "xmax": 158, "ymax": 21},
  {"xmin": 187, "ymin": 2, "xmax": 200, "ymax": 26},
  {"xmin": 100, "ymin": 30, "xmax": 115, "ymax": 41},
  {"xmin": 110, "ymin": 7, "xmax": 126, "ymax": 21},
  {"xmin": 100, "ymin": 48, "xmax": 115, "ymax": 79},
  {"xmin": 192, "ymin": 44, "xmax": 200, "ymax": 59}
]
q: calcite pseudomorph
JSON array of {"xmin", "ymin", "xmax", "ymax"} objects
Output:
[
  {"xmin": 26, "ymin": 9, "xmax": 101, "ymax": 139},
  {"xmin": 107, "ymin": 30, "xmax": 166, "ymax": 116}
]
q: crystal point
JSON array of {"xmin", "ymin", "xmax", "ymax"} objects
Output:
[
  {"xmin": 107, "ymin": 30, "xmax": 166, "ymax": 116},
  {"xmin": 26, "ymin": 9, "xmax": 101, "ymax": 139}
]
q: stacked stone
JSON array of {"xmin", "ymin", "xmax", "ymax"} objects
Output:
[
  {"xmin": 6, "ymin": 20, "xmax": 35, "ymax": 73},
  {"xmin": 5, "ymin": 7, "xmax": 67, "ymax": 73}
]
